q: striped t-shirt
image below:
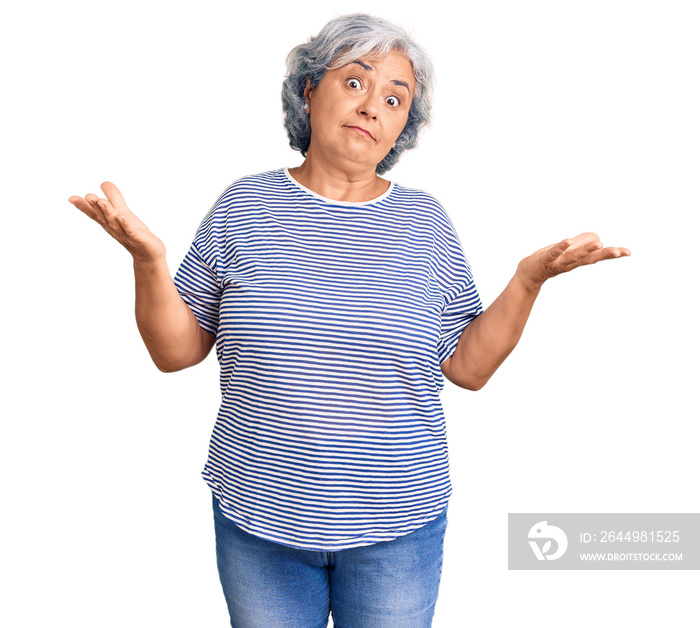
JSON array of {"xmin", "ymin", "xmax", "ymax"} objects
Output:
[{"xmin": 174, "ymin": 168, "xmax": 483, "ymax": 551}]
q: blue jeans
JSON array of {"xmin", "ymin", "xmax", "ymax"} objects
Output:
[{"xmin": 212, "ymin": 495, "xmax": 447, "ymax": 628}]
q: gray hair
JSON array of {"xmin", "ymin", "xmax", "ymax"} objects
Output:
[{"xmin": 282, "ymin": 13, "xmax": 434, "ymax": 175}]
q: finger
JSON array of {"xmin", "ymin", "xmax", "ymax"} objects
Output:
[
  {"xmin": 579, "ymin": 239, "xmax": 603, "ymax": 260},
  {"xmin": 570, "ymin": 245, "xmax": 630, "ymax": 267},
  {"xmin": 77, "ymin": 192, "xmax": 118, "ymax": 231},
  {"xmin": 557, "ymin": 238, "xmax": 602, "ymax": 267},
  {"xmin": 598, "ymin": 246, "xmax": 631, "ymax": 259},
  {"xmin": 543, "ymin": 238, "xmax": 571, "ymax": 263},
  {"xmin": 69, "ymin": 195, "xmax": 103, "ymax": 223},
  {"xmin": 100, "ymin": 181, "xmax": 129, "ymax": 213},
  {"xmin": 94, "ymin": 196, "xmax": 123, "ymax": 231},
  {"xmin": 72, "ymin": 194, "xmax": 112, "ymax": 229},
  {"xmin": 84, "ymin": 193, "xmax": 106, "ymax": 219},
  {"xmin": 568, "ymin": 232, "xmax": 600, "ymax": 247}
]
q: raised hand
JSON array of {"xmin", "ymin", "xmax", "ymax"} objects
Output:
[
  {"xmin": 517, "ymin": 232, "xmax": 631, "ymax": 288},
  {"xmin": 442, "ymin": 232, "xmax": 631, "ymax": 390},
  {"xmin": 69, "ymin": 182, "xmax": 166, "ymax": 264}
]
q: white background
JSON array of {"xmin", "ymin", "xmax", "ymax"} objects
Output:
[{"xmin": 2, "ymin": 0, "xmax": 698, "ymax": 626}]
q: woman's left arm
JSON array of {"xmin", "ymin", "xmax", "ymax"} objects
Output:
[{"xmin": 440, "ymin": 232, "xmax": 631, "ymax": 390}]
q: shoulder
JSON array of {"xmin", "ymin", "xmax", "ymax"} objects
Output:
[
  {"xmin": 213, "ymin": 169, "xmax": 288, "ymax": 208},
  {"xmin": 390, "ymin": 182, "xmax": 457, "ymax": 234},
  {"xmin": 195, "ymin": 169, "xmax": 287, "ymax": 231},
  {"xmin": 391, "ymin": 182, "xmax": 443, "ymax": 209}
]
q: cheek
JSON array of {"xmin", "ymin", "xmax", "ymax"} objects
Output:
[
  {"xmin": 311, "ymin": 109, "xmax": 336, "ymax": 134},
  {"xmin": 387, "ymin": 116, "xmax": 409, "ymax": 142}
]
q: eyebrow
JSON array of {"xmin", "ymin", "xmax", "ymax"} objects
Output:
[
  {"xmin": 391, "ymin": 79, "xmax": 411, "ymax": 92},
  {"xmin": 350, "ymin": 60, "xmax": 411, "ymax": 92},
  {"xmin": 351, "ymin": 60, "xmax": 373, "ymax": 72}
]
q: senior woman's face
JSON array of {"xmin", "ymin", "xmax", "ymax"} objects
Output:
[{"xmin": 304, "ymin": 50, "xmax": 416, "ymax": 173}]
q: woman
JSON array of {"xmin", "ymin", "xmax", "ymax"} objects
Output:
[{"xmin": 68, "ymin": 13, "xmax": 629, "ymax": 628}]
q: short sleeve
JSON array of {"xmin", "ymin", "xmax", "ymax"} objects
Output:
[
  {"xmin": 173, "ymin": 184, "xmax": 234, "ymax": 337},
  {"xmin": 432, "ymin": 213, "xmax": 483, "ymax": 364},
  {"xmin": 173, "ymin": 241, "xmax": 221, "ymax": 337}
]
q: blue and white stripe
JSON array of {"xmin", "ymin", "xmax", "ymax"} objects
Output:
[{"xmin": 174, "ymin": 168, "xmax": 482, "ymax": 551}]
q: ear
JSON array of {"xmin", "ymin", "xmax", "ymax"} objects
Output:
[{"xmin": 303, "ymin": 77, "xmax": 313, "ymax": 104}]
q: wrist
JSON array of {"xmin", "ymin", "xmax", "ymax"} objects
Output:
[
  {"xmin": 133, "ymin": 254, "xmax": 168, "ymax": 273},
  {"xmin": 515, "ymin": 258, "xmax": 545, "ymax": 294}
]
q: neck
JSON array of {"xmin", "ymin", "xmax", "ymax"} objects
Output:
[{"xmin": 288, "ymin": 152, "xmax": 390, "ymax": 203}]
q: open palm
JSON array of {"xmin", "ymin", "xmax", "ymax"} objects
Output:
[{"xmin": 69, "ymin": 182, "xmax": 165, "ymax": 264}]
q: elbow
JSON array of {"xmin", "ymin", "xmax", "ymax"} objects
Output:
[
  {"xmin": 441, "ymin": 356, "xmax": 490, "ymax": 391},
  {"xmin": 145, "ymin": 329, "xmax": 214, "ymax": 374},
  {"xmin": 155, "ymin": 362, "xmax": 183, "ymax": 374},
  {"xmin": 465, "ymin": 380, "xmax": 487, "ymax": 392},
  {"xmin": 455, "ymin": 376, "xmax": 489, "ymax": 391},
  {"xmin": 443, "ymin": 369, "xmax": 490, "ymax": 391},
  {"xmin": 154, "ymin": 359, "xmax": 185, "ymax": 373},
  {"xmin": 152, "ymin": 353, "xmax": 199, "ymax": 373},
  {"xmin": 147, "ymin": 339, "xmax": 212, "ymax": 373}
]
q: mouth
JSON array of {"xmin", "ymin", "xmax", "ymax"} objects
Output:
[{"xmin": 344, "ymin": 126, "xmax": 375, "ymax": 141}]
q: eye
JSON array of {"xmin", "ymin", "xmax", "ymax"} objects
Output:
[
  {"xmin": 386, "ymin": 95, "xmax": 401, "ymax": 108},
  {"xmin": 347, "ymin": 78, "xmax": 362, "ymax": 90}
]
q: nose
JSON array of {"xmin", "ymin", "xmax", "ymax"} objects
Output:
[{"xmin": 357, "ymin": 90, "xmax": 379, "ymax": 119}]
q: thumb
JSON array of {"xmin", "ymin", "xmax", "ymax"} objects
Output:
[{"xmin": 100, "ymin": 181, "xmax": 129, "ymax": 212}]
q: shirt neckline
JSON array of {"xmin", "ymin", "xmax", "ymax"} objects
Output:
[{"xmin": 283, "ymin": 168, "xmax": 395, "ymax": 207}]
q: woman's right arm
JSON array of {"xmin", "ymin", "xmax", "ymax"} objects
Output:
[{"xmin": 69, "ymin": 181, "xmax": 215, "ymax": 372}]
